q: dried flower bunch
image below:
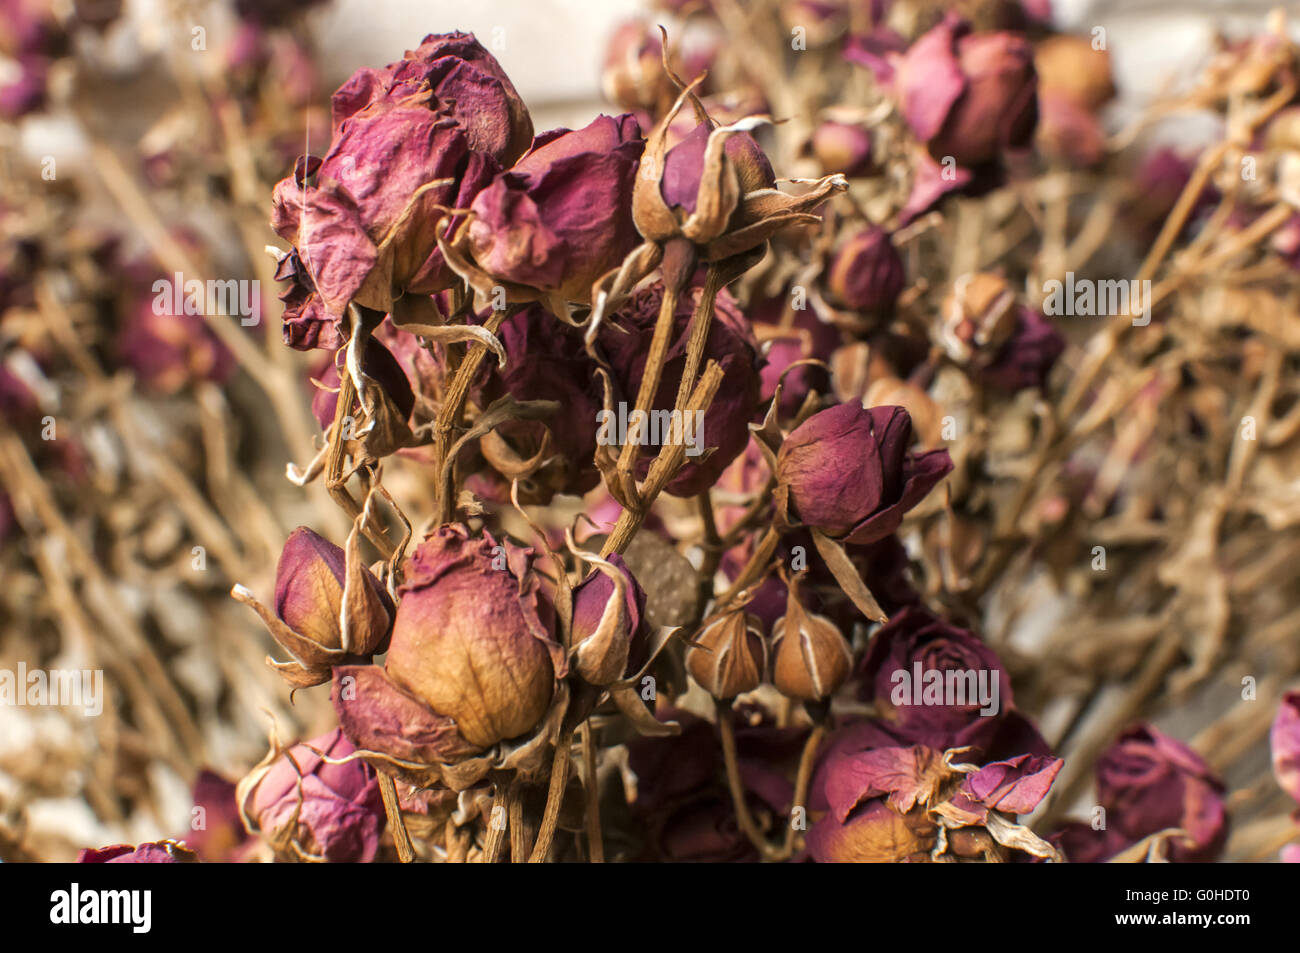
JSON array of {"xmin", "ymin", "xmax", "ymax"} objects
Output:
[{"xmin": 5, "ymin": 0, "xmax": 1300, "ymax": 866}]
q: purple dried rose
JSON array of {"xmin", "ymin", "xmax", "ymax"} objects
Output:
[
  {"xmin": 774, "ymin": 403, "xmax": 953, "ymax": 543},
  {"xmin": 383, "ymin": 525, "xmax": 565, "ymax": 748},
  {"xmin": 233, "ymin": 526, "xmax": 394, "ymax": 688},
  {"xmin": 856, "ymin": 607, "xmax": 1012, "ymax": 745},
  {"xmin": 240, "ymin": 728, "xmax": 386, "ymax": 863},
  {"xmin": 77, "ymin": 840, "xmax": 198, "ymax": 863},
  {"xmin": 476, "ymin": 304, "xmax": 604, "ymax": 502},
  {"xmin": 894, "ymin": 14, "xmax": 1037, "ymax": 168},
  {"xmin": 462, "ymin": 114, "xmax": 645, "ymax": 306},
  {"xmin": 1093, "ymin": 724, "xmax": 1228, "ymax": 862},
  {"xmin": 1271, "ymin": 691, "xmax": 1300, "ymax": 804},
  {"xmin": 978, "ymin": 306, "xmax": 1065, "ymax": 393},
  {"xmin": 599, "ymin": 280, "xmax": 762, "ymax": 496},
  {"xmin": 184, "ymin": 769, "xmax": 251, "ymax": 862}
]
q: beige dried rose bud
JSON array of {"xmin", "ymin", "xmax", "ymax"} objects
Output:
[
  {"xmin": 771, "ymin": 574, "xmax": 852, "ymax": 702},
  {"xmin": 685, "ymin": 609, "xmax": 767, "ymax": 699},
  {"xmin": 938, "ymin": 272, "xmax": 1017, "ymax": 363}
]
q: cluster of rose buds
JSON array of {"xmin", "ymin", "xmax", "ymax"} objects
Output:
[{"xmin": 42, "ymin": 0, "xmax": 1300, "ymax": 867}]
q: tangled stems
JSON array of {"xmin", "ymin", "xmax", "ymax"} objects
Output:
[{"xmin": 433, "ymin": 309, "xmax": 509, "ymax": 524}]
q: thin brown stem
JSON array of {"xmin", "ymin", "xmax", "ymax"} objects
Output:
[
  {"xmin": 528, "ymin": 731, "xmax": 574, "ymax": 863},
  {"xmin": 715, "ymin": 697, "xmax": 778, "ymax": 861},
  {"xmin": 377, "ymin": 773, "xmax": 414, "ymax": 863},
  {"xmin": 579, "ymin": 722, "xmax": 604, "ymax": 863}
]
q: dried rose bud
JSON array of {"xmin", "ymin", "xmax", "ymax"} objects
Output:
[
  {"xmin": 602, "ymin": 19, "xmax": 670, "ymax": 113},
  {"xmin": 775, "ymin": 403, "xmax": 953, "ymax": 544},
  {"xmin": 977, "ymin": 306, "xmax": 1064, "ymax": 393},
  {"xmin": 385, "ymin": 525, "xmax": 565, "ymax": 747},
  {"xmin": 895, "ymin": 14, "xmax": 1037, "ymax": 168},
  {"xmin": 571, "ymin": 553, "xmax": 648, "ymax": 687},
  {"xmin": 771, "ymin": 574, "xmax": 851, "ymax": 702},
  {"xmin": 685, "ymin": 609, "xmax": 767, "ymax": 699},
  {"xmin": 1034, "ymin": 34, "xmax": 1114, "ymax": 110},
  {"xmin": 309, "ymin": 337, "xmax": 415, "ymax": 432},
  {"xmin": 462, "ymin": 114, "xmax": 645, "ymax": 308},
  {"xmin": 811, "ymin": 120, "xmax": 875, "ymax": 178},
  {"xmin": 857, "ymin": 607, "xmax": 1011, "ymax": 745},
  {"xmin": 862, "ymin": 377, "xmax": 943, "ymax": 449},
  {"xmin": 1271, "ymin": 691, "xmax": 1300, "ymax": 804},
  {"xmin": 233, "ymin": 526, "xmax": 394, "ymax": 688},
  {"xmin": 938, "ymin": 272, "xmax": 1018, "ymax": 362},
  {"xmin": 1035, "ymin": 92, "xmax": 1106, "ymax": 168},
  {"xmin": 77, "ymin": 840, "xmax": 199, "ymax": 863},
  {"xmin": 824, "ymin": 225, "xmax": 905, "ymax": 315},
  {"xmin": 1095, "ymin": 724, "xmax": 1227, "ymax": 862},
  {"xmin": 240, "ymin": 728, "xmax": 386, "ymax": 863},
  {"xmin": 185, "ymin": 770, "xmax": 251, "ymax": 863},
  {"xmin": 117, "ymin": 291, "xmax": 235, "ymax": 395}
]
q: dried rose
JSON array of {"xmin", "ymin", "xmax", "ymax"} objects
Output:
[
  {"xmin": 331, "ymin": 31, "xmax": 533, "ymax": 166},
  {"xmin": 823, "ymin": 225, "xmax": 905, "ymax": 317},
  {"xmin": 1094, "ymin": 724, "xmax": 1228, "ymax": 862},
  {"xmin": 458, "ymin": 114, "xmax": 645, "ymax": 310},
  {"xmin": 309, "ymin": 337, "xmax": 415, "ymax": 433},
  {"xmin": 895, "ymin": 14, "xmax": 1037, "ymax": 168},
  {"xmin": 77, "ymin": 840, "xmax": 199, "ymax": 863},
  {"xmin": 570, "ymin": 553, "xmax": 648, "ymax": 687},
  {"xmin": 685, "ymin": 609, "xmax": 767, "ymax": 699},
  {"xmin": 807, "ymin": 796, "xmax": 938, "ymax": 862},
  {"xmin": 977, "ymin": 306, "xmax": 1064, "ymax": 393},
  {"xmin": 1271, "ymin": 691, "xmax": 1300, "ymax": 804},
  {"xmin": 116, "ymin": 290, "xmax": 235, "ymax": 395},
  {"xmin": 856, "ymin": 607, "xmax": 1011, "ymax": 743},
  {"xmin": 1034, "ymin": 34, "xmax": 1114, "ymax": 111},
  {"xmin": 811, "ymin": 119, "xmax": 875, "ymax": 178},
  {"xmin": 233, "ymin": 525, "xmax": 394, "ymax": 688},
  {"xmin": 602, "ymin": 20, "xmax": 671, "ymax": 113},
  {"xmin": 476, "ymin": 304, "xmax": 604, "ymax": 501},
  {"xmin": 384, "ymin": 525, "xmax": 565, "ymax": 747},
  {"xmin": 240, "ymin": 728, "xmax": 385, "ymax": 863},
  {"xmin": 775, "ymin": 403, "xmax": 953, "ymax": 544},
  {"xmin": 184, "ymin": 770, "xmax": 251, "ymax": 863},
  {"xmin": 771, "ymin": 573, "xmax": 852, "ymax": 702}
]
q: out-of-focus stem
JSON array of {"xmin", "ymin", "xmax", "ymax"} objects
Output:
[{"xmin": 716, "ymin": 697, "xmax": 778, "ymax": 861}]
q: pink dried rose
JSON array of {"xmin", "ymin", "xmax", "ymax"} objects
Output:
[
  {"xmin": 271, "ymin": 32, "xmax": 528, "ymax": 339},
  {"xmin": 77, "ymin": 840, "xmax": 199, "ymax": 863},
  {"xmin": 458, "ymin": 114, "xmax": 645, "ymax": 309},
  {"xmin": 1094, "ymin": 724, "xmax": 1228, "ymax": 862},
  {"xmin": 184, "ymin": 770, "xmax": 252, "ymax": 863},
  {"xmin": 775, "ymin": 403, "xmax": 953, "ymax": 543},
  {"xmin": 239, "ymin": 728, "xmax": 386, "ymax": 863},
  {"xmin": 332, "ymin": 31, "xmax": 533, "ymax": 167},
  {"xmin": 602, "ymin": 19, "xmax": 671, "ymax": 114},
  {"xmin": 382, "ymin": 525, "xmax": 565, "ymax": 748},
  {"xmin": 807, "ymin": 729, "xmax": 1061, "ymax": 862},
  {"xmin": 570, "ymin": 553, "xmax": 649, "ymax": 688},
  {"xmin": 894, "ymin": 14, "xmax": 1038, "ymax": 169},
  {"xmin": 233, "ymin": 526, "xmax": 395, "ymax": 688},
  {"xmin": 823, "ymin": 225, "xmax": 905, "ymax": 317},
  {"xmin": 811, "ymin": 119, "xmax": 875, "ymax": 178},
  {"xmin": 1270, "ymin": 691, "xmax": 1300, "ymax": 804}
]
